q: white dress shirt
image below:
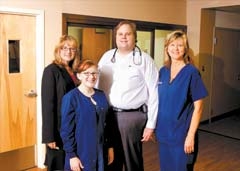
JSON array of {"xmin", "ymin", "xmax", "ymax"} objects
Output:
[{"xmin": 97, "ymin": 48, "xmax": 159, "ymax": 129}]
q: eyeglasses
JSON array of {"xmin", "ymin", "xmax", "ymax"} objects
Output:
[
  {"xmin": 61, "ymin": 46, "xmax": 77, "ymax": 52},
  {"xmin": 82, "ymin": 71, "xmax": 99, "ymax": 77}
]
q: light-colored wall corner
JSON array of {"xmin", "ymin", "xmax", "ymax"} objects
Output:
[
  {"xmin": 187, "ymin": 0, "xmax": 240, "ymax": 121},
  {"xmin": 198, "ymin": 9, "xmax": 216, "ymax": 121},
  {"xmin": 187, "ymin": 0, "xmax": 240, "ymax": 65}
]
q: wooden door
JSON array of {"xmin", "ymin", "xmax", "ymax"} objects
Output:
[
  {"xmin": 0, "ymin": 13, "xmax": 36, "ymax": 170},
  {"xmin": 82, "ymin": 28, "xmax": 111, "ymax": 63}
]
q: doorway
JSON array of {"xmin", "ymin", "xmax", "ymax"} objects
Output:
[
  {"xmin": 211, "ymin": 27, "xmax": 240, "ymax": 117},
  {"xmin": 0, "ymin": 8, "xmax": 44, "ymax": 170}
]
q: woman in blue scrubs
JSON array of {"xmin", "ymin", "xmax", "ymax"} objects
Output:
[
  {"xmin": 156, "ymin": 30, "xmax": 208, "ymax": 171},
  {"xmin": 60, "ymin": 59, "xmax": 113, "ymax": 171}
]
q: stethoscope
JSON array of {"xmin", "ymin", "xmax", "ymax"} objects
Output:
[{"xmin": 111, "ymin": 45, "xmax": 142, "ymax": 65}]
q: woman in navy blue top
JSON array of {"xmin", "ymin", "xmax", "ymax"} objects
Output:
[
  {"xmin": 156, "ymin": 30, "xmax": 208, "ymax": 171},
  {"xmin": 60, "ymin": 59, "xmax": 113, "ymax": 171}
]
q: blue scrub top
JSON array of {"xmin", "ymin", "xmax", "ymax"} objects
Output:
[
  {"xmin": 60, "ymin": 88, "xmax": 109, "ymax": 171},
  {"xmin": 156, "ymin": 64, "xmax": 208, "ymax": 145}
]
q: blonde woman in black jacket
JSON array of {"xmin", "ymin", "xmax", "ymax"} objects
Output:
[{"xmin": 41, "ymin": 35, "xmax": 80, "ymax": 171}]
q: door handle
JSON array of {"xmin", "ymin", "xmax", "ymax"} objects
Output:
[{"xmin": 24, "ymin": 90, "xmax": 37, "ymax": 97}]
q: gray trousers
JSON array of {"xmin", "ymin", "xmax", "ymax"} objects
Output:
[{"xmin": 110, "ymin": 110, "xmax": 147, "ymax": 171}]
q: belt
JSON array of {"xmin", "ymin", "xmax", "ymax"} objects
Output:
[{"xmin": 112, "ymin": 104, "xmax": 147, "ymax": 113}]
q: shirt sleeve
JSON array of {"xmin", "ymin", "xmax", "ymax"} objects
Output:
[
  {"xmin": 96, "ymin": 50, "xmax": 111, "ymax": 89},
  {"xmin": 143, "ymin": 54, "xmax": 159, "ymax": 129},
  {"xmin": 60, "ymin": 93, "xmax": 77, "ymax": 158},
  {"xmin": 190, "ymin": 69, "xmax": 208, "ymax": 101},
  {"xmin": 41, "ymin": 66, "xmax": 56, "ymax": 143}
]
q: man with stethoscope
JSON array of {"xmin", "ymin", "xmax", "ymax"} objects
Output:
[{"xmin": 97, "ymin": 20, "xmax": 159, "ymax": 171}]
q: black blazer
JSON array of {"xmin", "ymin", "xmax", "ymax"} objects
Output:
[{"xmin": 41, "ymin": 63, "xmax": 76, "ymax": 148}]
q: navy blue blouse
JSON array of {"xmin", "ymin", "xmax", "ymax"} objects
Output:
[{"xmin": 60, "ymin": 88, "xmax": 109, "ymax": 171}]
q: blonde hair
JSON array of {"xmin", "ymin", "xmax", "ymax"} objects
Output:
[
  {"xmin": 53, "ymin": 35, "xmax": 80, "ymax": 71},
  {"xmin": 164, "ymin": 30, "xmax": 191, "ymax": 68}
]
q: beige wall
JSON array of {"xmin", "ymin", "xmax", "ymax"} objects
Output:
[
  {"xmin": 62, "ymin": 0, "xmax": 186, "ymax": 25},
  {"xmin": 0, "ymin": 0, "xmax": 186, "ymax": 65},
  {"xmin": 187, "ymin": 0, "xmax": 240, "ymax": 65},
  {"xmin": 2, "ymin": 0, "xmax": 239, "ymax": 67}
]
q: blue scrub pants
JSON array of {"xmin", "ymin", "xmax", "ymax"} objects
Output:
[
  {"xmin": 158, "ymin": 132, "xmax": 199, "ymax": 171},
  {"xmin": 158, "ymin": 142, "xmax": 188, "ymax": 171}
]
